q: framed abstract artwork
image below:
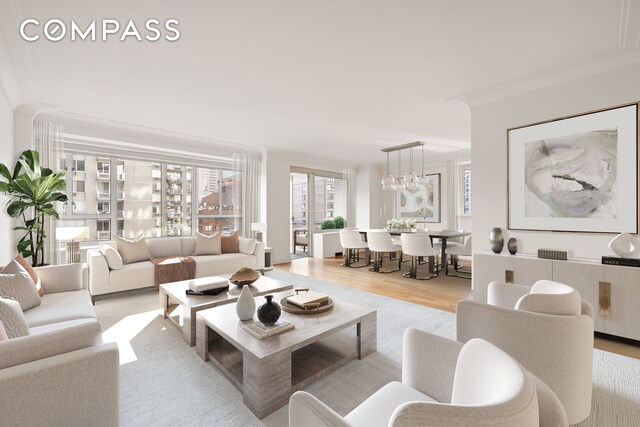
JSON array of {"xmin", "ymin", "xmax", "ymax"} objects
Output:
[
  {"xmin": 398, "ymin": 173, "xmax": 441, "ymax": 223},
  {"xmin": 508, "ymin": 103, "xmax": 639, "ymax": 233}
]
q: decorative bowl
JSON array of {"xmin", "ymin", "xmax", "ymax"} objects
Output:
[{"xmin": 230, "ymin": 267, "xmax": 260, "ymax": 286}]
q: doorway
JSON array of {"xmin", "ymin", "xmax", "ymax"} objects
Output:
[{"xmin": 290, "ymin": 172, "xmax": 309, "ymax": 258}]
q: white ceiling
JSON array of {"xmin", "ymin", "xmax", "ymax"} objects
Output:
[{"xmin": 1, "ymin": 0, "xmax": 639, "ymax": 167}]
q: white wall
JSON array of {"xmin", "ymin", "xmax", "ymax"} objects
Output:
[
  {"xmin": 0, "ymin": 88, "xmax": 14, "ymax": 264},
  {"xmin": 471, "ymin": 62, "xmax": 640, "ymax": 259}
]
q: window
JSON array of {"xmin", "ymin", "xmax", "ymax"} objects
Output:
[
  {"xmin": 59, "ymin": 151, "xmax": 240, "ymax": 243},
  {"xmin": 98, "ymin": 202, "xmax": 110, "ymax": 214},
  {"xmin": 73, "ymin": 200, "xmax": 85, "ymax": 214},
  {"xmin": 97, "ymin": 219, "xmax": 110, "ymax": 240},
  {"xmin": 196, "ymin": 167, "xmax": 241, "ymax": 235},
  {"xmin": 314, "ymin": 176, "xmax": 346, "ymax": 227},
  {"xmin": 459, "ymin": 163, "xmax": 472, "ymax": 215},
  {"xmin": 97, "ymin": 181, "xmax": 110, "ymax": 199},
  {"xmin": 73, "ymin": 180, "xmax": 85, "ymax": 194},
  {"xmin": 73, "ymin": 159, "xmax": 85, "ymax": 172}
]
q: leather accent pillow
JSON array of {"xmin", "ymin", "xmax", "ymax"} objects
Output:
[
  {"xmin": 115, "ymin": 235, "xmax": 151, "ymax": 264},
  {"xmin": 100, "ymin": 246, "xmax": 124, "ymax": 270},
  {"xmin": 0, "ymin": 297, "xmax": 30, "ymax": 338},
  {"xmin": 222, "ymin": 231, "xmax": 240, "ymax": 253},
  {"xmin": 194, "ymin": 232, "xmax": 221, "ymax": 255},
  {"xmin": 0, "ymin": 260, "xmax": 41, "ymax": 311},
  {"xmin": 238, "ymin": 237, "xmax": 257, "ymax": 255},
  {"xmin": 15, "ymin": 255, "xmax": 44, "ymax": 296}
]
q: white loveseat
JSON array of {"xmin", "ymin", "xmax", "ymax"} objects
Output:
[
  {"xmin": 0, "ymin": 263, "xmax": 119, "ymax": 426},
  {"xmin": 88, "ymin": 236, "xmax": 265, "ymax": 301}
]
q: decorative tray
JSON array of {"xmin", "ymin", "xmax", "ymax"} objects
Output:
[
  {"xmin": 280, "ymin": 296, "xmax": 334, "ymax": 314},
  {"xmin": 230, "ymin": 267, "xmax": 261, "ymax": 286}
]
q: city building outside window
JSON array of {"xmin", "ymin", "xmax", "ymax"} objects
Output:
[{"xmin": 58, "ymin": 153, "xmax": 240, "ymax": 246}]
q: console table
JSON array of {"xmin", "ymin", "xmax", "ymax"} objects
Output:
[{"xmin": 473, "ymin": 251, "xmax": 640, "ymax": 341}]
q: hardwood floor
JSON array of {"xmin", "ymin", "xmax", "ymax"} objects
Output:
[{"xmin": 275, "ymin": 255, "xmax": 640, "ymax": 360}]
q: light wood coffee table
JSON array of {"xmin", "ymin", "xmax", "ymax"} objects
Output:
[
  {"xmin": 195, "ymin": 291, "xmax": 377, "ymax": 419},
  {"xmin": 159, "ymin": 276, "xmax": 292, "ymax": 346}
]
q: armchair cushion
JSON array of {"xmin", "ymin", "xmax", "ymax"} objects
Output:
[
  {"xmin": 515, "ymin": 280, "xmax": 581, "ymax": 316},
  {"xmin": 0, "ymin": 297, "xmax": 30, "ymax": 339},
  {"xmin": 345, "ymin": 381, "xmax": 434, "ymax": 427}
]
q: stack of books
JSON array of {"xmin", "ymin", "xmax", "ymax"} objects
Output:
[
  {"xmin": 186, "ymin": 277, "xmax": 229, "ymax": 295},
  {"xmin": 242, "ymin": 319, "xmax": 294, "ymax": 339},
  {"xmin": 287, "ymin": 290, "xmax": 329, "ymax": 309}
]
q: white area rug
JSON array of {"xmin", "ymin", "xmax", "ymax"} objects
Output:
[{"xmin": 94, "ymin": 270, "xmax": 640, "ymax": 426}]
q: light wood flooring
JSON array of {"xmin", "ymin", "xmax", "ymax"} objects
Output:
[{"xmin": 275, "ymin": 255, "xmax": 640, "ymax": 360}]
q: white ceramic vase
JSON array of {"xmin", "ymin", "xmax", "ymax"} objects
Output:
[{"xmin": 236, "ymin": 285, "xmax": 256, "ymax": 321}]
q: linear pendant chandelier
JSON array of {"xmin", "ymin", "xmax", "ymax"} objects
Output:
[{"xmin": 381, "ymin": 141, "xmax": 425, "ymax": 191}]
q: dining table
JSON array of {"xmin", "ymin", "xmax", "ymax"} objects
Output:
[{"xmin": 361, "ymin": 229, "xmax": 471, "ymax": 269}]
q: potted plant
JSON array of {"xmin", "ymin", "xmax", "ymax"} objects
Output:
[{"xmin": 0, "ymin": 150, "xmax": 67, "ymax": 266}]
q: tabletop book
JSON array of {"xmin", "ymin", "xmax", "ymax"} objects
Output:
[{"xmin": 242, "ymin": 319, "xmax": 294, "ymax": 339}]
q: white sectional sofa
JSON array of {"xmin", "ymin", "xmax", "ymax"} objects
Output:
[
  {"xmin": 0, "ymin": 263, "xmax": 119, "ymax": 426},
  {"xmin": 87, "ymin": 236, "xmax": 265, "ymax": 302}
]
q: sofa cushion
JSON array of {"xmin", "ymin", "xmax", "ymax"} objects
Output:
[
  {"xmin": 23, "ymin": 290, "xmax": 95, "ymax": 328},
  {"xmin": 15, "ymin": 255, "xmax": 44, "ymax": 297},
  {"xmin": 238, "ymin": 237, "xmax": 257, "ymax": 255},
  {"xmin": 108, "ymin": 261, "xmax": 155, "ymax": 290},
  {"xmin": 191, "ymin": 253, "xmax": 258, "ymax": 277},
  {"xmin": 181, "ymin": 237, "xmax": 196, "ymax": 257},
  {"xmin": 0, "ymin": 297, "xmax": 30, "ymax": 339},
  {"xmin": 0, "ymin": 260, "xmax": 41, "ymax": 311},
  {"xmin": 222, "ymin": 231, "xmax": 240, "ymax": 253},
  {"xmin": 0, "ymin": 318, "xmax": 101, "ymax": 370},
  {"xmin": 194, "ymin": 232, "xmax": 221, "ymax": 255},
  {"xmin": 115, "ymin": 235, "xmax": 151, "ymax": 264},
  {"xmin": 146, "ymin": 237, "xmax": 183, "ymax": 258},
  {"xmin": 100, "ymin": 246, "xmax": 123, "ymax": 270},
  {"xmin": 345, "ymin": 381, "xmax": 435, "ymax": 427}
]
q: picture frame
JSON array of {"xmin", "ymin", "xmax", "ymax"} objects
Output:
[
  {"xmin": 508, "ymin": 103, "xmax": 639, "ymax": 233},
  {"xmin": 398, "ymin": 173, "xmax": 441, "ymax": 223}
]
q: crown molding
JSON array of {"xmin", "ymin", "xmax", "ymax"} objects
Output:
[{"xmin": 454, "ymin": 49, "xmax": 640, "ymax": 108}]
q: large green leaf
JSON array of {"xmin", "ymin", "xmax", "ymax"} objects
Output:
[
  {"xmin": 18, "ymin": 150, "xmax": 39, "ymax": 180},
  {"xmin": 0, "ymin": 163, "xmax": 11, "ymax": 180},
  {"xmin": 0, "ymin": 182, "xmax": 8, "ymax": 193},
  {"xmin": 7, "ymin": 200, "xmax": 31, "ymax": 217}
]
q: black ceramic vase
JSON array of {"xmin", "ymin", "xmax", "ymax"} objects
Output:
[
  {"xmin": 508, "ymin": 237, "xmax": 517, "ymax": 255},
  {"xmin": 257, "ymin": 295, "xmax": 281, "ymax": 326}
]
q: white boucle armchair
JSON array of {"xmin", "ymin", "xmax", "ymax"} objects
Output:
[
  {"xmin": 457, "ymin": 280, "xmax": 594, "ymax": 425},
  {"xmin": 289, "ymin": 328, "xmax": 546, "ymax": 427}
]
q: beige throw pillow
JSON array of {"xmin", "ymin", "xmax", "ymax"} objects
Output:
[
  {"xmin": 194, "ymin": 232, "xmax": 221, "ymax": 255},
  {"xmin": 0, "ymin": 297, "xmax": 30, "ymax": 338},
  {"xmin": 115, "ymin": 235, "xmax": 151, "ymax": 264},
  {"xmin": 0, "ymin": 260, "xmax": 41, "ymax": 311}
]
